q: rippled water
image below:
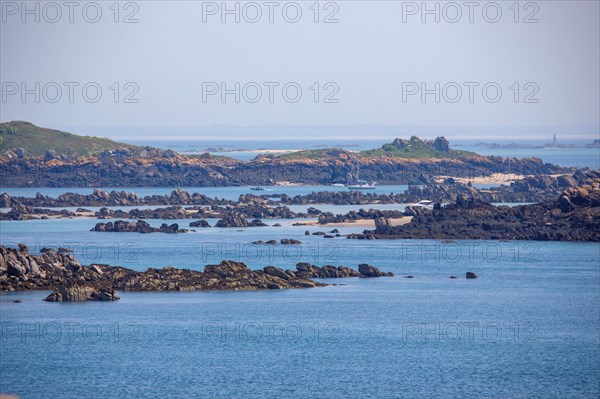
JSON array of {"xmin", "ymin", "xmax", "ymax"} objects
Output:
[{"xmin": 1, "ymin": 215, "xmax": 599, "ymax": 398}]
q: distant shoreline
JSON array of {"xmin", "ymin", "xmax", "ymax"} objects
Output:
[{"xmin": 457, "ymin": 140, "xmax": 599, "ymax": 150}]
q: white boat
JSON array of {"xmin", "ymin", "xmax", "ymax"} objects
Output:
[
  {"xmin": 347, "ymin": 180, "xmax": 378, "ymax": 190},
  {"xmin": 346, "ymin": 160, "xmax": 377, "ymax": 190},
  {"xmin": 331, "ymin": 183, "xmax": 345, "ymax": 187},
  {"xmin": 408, "ymin": 199, "xmax": 434, "ymax": 208}
]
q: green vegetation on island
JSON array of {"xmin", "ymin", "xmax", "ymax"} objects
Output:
[
  {"xmin": 0, "ymin": 121, "xmax": 135, "ymax": 157},
  {"xmin": 277, "ymin": 135, "xmax": 479, "ymax": 160},
  {"xmin": 360, "ymin": 136, "xmax": 478, "ymax": 159},
  {"xmin": 275, "ymin": 148, "xmax": 353, "ymax": 160}
]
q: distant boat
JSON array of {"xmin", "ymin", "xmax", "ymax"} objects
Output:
[
  {"xmin": 331, "ymin": 183, "xmax": 345, "ymax": 187},
  {"xmin": 346, "ymin": 159, "xmax": 377, "ymax": 190},
  {"xmin": 408, "ymin": 200, "xmax": 434, "ymax": 208},
  {"xmin": 346, "ymin": 181, "xmax": 378, "ymax": 190},
  {"xmin": 249, "ymin": 186, "xmax": 265, "ymax": 191}
]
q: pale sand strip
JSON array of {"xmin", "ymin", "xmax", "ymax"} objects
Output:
[
  {"xmin": 296, "ymin": 216, "xmax": 413, "ymax": 228},
  {"xmin": 435, "ymin": 173, "xmax": 528, "ymax": 184}
]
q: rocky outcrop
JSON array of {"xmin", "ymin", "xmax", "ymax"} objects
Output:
[
  {"xmin": 1, "ymin": 244, "xmax": 396, "ymax": 295},
  {"xmin": 374, "ymin": 216, "xmax": 391, "ymax": 229},
  {"xmin": 253, "ymin": 239, "xmax": 302, "ymax": 245},
  {"xmin": 352, "ymin": 184, "xmax": 600, "ymax": 241},
  {"xmin": 280, "ymin": 239, "xmax": 302, "ymax": 245},
  {"xmin": 263, "ymin": 266, "xmax": 297, "ymax": 280},
  {"xmin": 433, "ymin": 136, "xmax": 450, "ymax": 152},
  {"xmin": 358, "ymin": 263, "xmax": 394, "ymax": 277},
  {"xmin": 215, "ymin": 214, "xmax": 267, "ymax": 228},
  {"xmin": 280, "ymin": 191, "xmax": 407, "ymax": 206},
  {"xmin": 1, "ymin": 245, "xmax": 81, "ymax": 291},
  {"xmin": 44, "ymin": 285, "xmax": 119, "ymax": 302},
  {"xmin": 0, "ymin": 205, "xmax": 76, "ymax": 220},
  {"xmin": 4, "ymin": 189, "xmax": 229, "ymax": 208},
  {"xmin": 97, "ymin": 206, "xmax": 189, "ymax": 220},
  {"xmin": 293, "ymin": 262, "xmax": 395, "ymax": 278},
  {"xmin": 91, "ymin": 220, "xmax": 188, "ymax": 233},
  {"xmin": 0, "ymin": 192, "xmax": 10, "ymax": 207},
  {"xmin": 295, "ymin": 263, "xmax": 363, "ymax": 278},
  {"xmin": 93, "ymin": 203, "xmax": 305, "ymax": 221},
  {"xmin": 189, "ymin": 220, "xmax": 211, "ymax": 227},
  {"xmin": 404, "ymin": 170, "xmax": 600, "ymax": 204}
]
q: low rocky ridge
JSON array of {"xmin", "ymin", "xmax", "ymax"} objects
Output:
[
  {"xmin": 0, "ymin": 192, "xmax": 309, "ymax": 221},
  {"xmin": 91, "ymin": 220, "xmax": 188, "ymax": 233},
  {"xmin": 0, "ymin": 245, "xmax": 394, "ymax": 300},
  {"xmin": 352, "ymin": 186, "xmax": 600, "ymax": 241},
  {"xmin": 1, "ymin": 134, "xmax": 571, "ymax": 187},
  {"xmin": 317, "ymin": 209, "xmax": 406, "ymax": 224},
  {"xmin": 2, "ymin": 171, "xmax": 596, "ymax": 217},
  {"xmin": 252, "ymin": 239, "xmax": 302, "ymax": 245},
  {"xmin": 0, "ymin": 188, "xmax": 231, "ymax": 208},
  {"xmin": 3, "ymin": 173, "xmax": 599, "ymax": 229}
]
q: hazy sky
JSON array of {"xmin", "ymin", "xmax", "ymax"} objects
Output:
[{"xmin": 1, "ymin": 0, "xmax": 599, "ymax": 140}]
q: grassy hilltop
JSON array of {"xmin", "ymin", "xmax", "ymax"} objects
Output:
[
  {"xmin": 0, "ymin": 121, "xmax": 135, "ymax": 157},
  {"xmin": 277, "ymin": 135, "xmax": 478, "ymax": 160}
]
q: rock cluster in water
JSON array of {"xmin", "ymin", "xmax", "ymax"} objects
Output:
[
  {"xmin": 0, "ymin": 245, "xmax": 395, "ymax": 301},
  {"xmin": 91, "ymin": 220, "xmax": 188, "ymax": 233},
  {"xmin": 3, "ymin": 171, "xmax": 598, "ymax": 223},
  {"xmin": 214, "ymin": 214, "xmax": 268, "ymax": 228},
  {"xmin": 44, "ymin": 284, "xmax": 120, "ymax": 302},
  {"xmin": 352, "ymin": 185, "xmax": 600, "ymax": 242}
]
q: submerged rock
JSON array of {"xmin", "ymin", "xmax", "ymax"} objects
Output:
[
  {"xmin": 358, "ymin": 263, "xmax": 394, "ymax": 277},
  {"xmin": 280, "ymin": 239, "xmax": 302, "ymax": 245}
]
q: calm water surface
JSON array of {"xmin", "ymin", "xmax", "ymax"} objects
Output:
[{"xmin": 1, "ymin": 216, "xmax": 599, "ymax": 398}]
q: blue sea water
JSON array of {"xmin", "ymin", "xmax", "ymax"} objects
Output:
[
  {"xmin": 1, "ymin": 215, "xmax": 600, "ymax": 398},
  {"xmin": 457, "ymin": 146, "xmax": 600, "ymax": 170}
]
